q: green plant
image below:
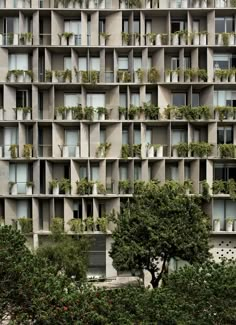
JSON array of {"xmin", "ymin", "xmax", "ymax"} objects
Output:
[
  {"xmin": 68, "ymin": 218, "xmax": 84, "ymax": 233},
  {"xmin": 76, "ymin": 178, "xmax": 93, "ymax": 195},
  {"xmin": 173, "ymin": 143, "xmax": 189, "ymax": 157},
  {"xmin": 23, "ymin": 144, "xmax": 33, "ymax": 159},
  {"xmin": 25, "ymin": 70, "xmax": 33, "ymax": 82},
  {"xmin": 50, "ymin": 217, "xmax": 64, "ymax": 234},
  {"xmin": 90, "ymin": 70, "xmax": 99, "ymax": 84},
  {"xmin": 60, "ymin": 178, "xmax": 71, "ymax": 193},
  {"xmin": 97, "ymin": 106, "xmax": 107, "ymax": 116},
  {"xmin": 146, "ymin": 32, "xmax": 157, "ymax": 44},
  {"xmin": 222, "ymin": 32, "xmax": 230, "ymax": 46},
  {"xmin": 96, "ymin": 142, "xmax": 111, "ymax": 157},
  {"xmin": 184, "ymin": 179, "xmax": 193, "ymax": 193},
  {"xmin": 119, "ymin": 180, "xmax": 132, "ymax": 194},
  {"xmin": 18, "ymin": 217, "xmax": 32, "ymax": 234},
  {"xmin": 45, "ymin": 70, "xmax": 52, "ymax": 82},
  {"xmin": 218, "ymin": 144, "xmax": 236, "ymax": 158},
  {"xmin": 9, "ymin": 144, "xmax": 18, "ymax": 158},
  {"xmin": 117, "ymin": 70, "xmax": 131, "ymax": 82},
  {"xmin": 96, "ymin": 216, "xmax": 108, "ymax": 232},
  {"xmin": 164, "ymin": 105, "xmax": 182, "ymax": 119},
  {"xmin": 226, "ymin": 217, "xmax": 234, "ymax": 224},
  {"xmin": 55, "ymin": 106, "xmax": 66, "ymax": 117},
  {"xmin": 190, "ymin": 142, "xmax": 213, "ymax": 158},
  {"xmin": 80, "ymin": 70, "xmax": 89, "ymax": 83},
  {"xmin": 121, "ymin": 144, "xmax": 131, "ymax": 159},
  {"xmin": 121, "ymin": 32, "xmax": 131, "ymax": 45},
  {"xmin": 133, "ymin": 144, "xmax": 142, "ymax": 158},
  {"xmin": 0, "ymin": 216, "xmax": 4, "ymax": 226},
  {"xmin": 215, "ymin": 106, "xmax": 235, "ymax": 121},
  {"xmin": 144, "ymin": 102, "xmax": 160, "ymax": 120},
  {"xmin": 72, "ymin": 106, "xmax": 83, "ymax": 120},
  {"xmin": 99, "ymin": 32, "xmax": 110, "ymax": 41},
  {"xmin": 129, "ymin": 0, "xmax": 142, "ymax": 7},
  {"xmin": 128, "ymin": 105, "xmax": 140, "ymax": 119},
  {"xmin": 136, "ymin": 68, "xmax": 144, "ymax": 83},
  {"xmin": 231, "ymin": 0, "xmax": 236, "ymax": 6},
  {"xmin": 85, "ymin": 217, "xmax": 95, "ymax": 231},
  {"xmin": 63, "ymin": 69, "xmax": 72, "ymax": 82},
  {"xmin": 148, "ymin": 67, "xmax": 160, "ymax": 83},
  {"xmin": 227, "ymin": 179, "xmax": 236, "ymax": 200},
  {"xmin": 84, "ymin": 106, "xmax": 94, "ymax": 120},
  {"xmin": 49, "ymin": 179, "xmax": 59, "ymax": 189},
  {"xmin": 96, "ymin": 182, "xmax": 106, "ymax": 194},
  {"xmin": 212, "ymin": 180, "xmax": 226, "ymax": 194},
  {"xmin": 119, "ymin": 106, "xmax": 127, "ymax": 116},
  {"xmin": 133, "ymin": 180, "xmax": 146, "ymax": 194},
  {"xmin": 200, "ymin": 180, "xmax": 210, "ymax": 202},
  {"xmin": 198, "ymin": 69, "xmax": 208, "ymax": 82},
  {"xmin": 26, "ymin": 181, "xmax": 34, "ymax": 187}
]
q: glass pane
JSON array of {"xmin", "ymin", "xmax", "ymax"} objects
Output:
[
  {"xmin": 134, "ymin": 129, "xmax": 141, "ymax": 144},
  {"xmin": 91, "ymin": 166, "xmax": 99, "ymax": 181},
  {"xmin": 192, "ymin": 93, "xmax": 199, "ymax": 106},
  {"xmin": 226, "ymin": 18, "xmax": 233, "ymax": 33},
  {"xmin": 120, "ymin": 166, "xmax": 128, "ymax": 180},
  {"xmin": 226, "ymin": 201, "xmax": 236, "ymax": 218},
  {"xmin": 134, "ymin": 165, "xmax": 141, "ymax": 180},
  {"xmin": 79, "ymin": 166, "xmax": 87, "ymax": 179},
  {"xmin": 118, "ymin": 57, "xmax": 128, "ymax": 70},
  {"xmin": 90, "ymin": 58, "xmax": 100, "ymax": 70},
  {"xmin": 214, "ymin": 166, "xmax": 225, "ymax": 180},
  {"xmin": 122, "ymin": 129, "xmax": 128, "ymax": 144},
  {"xmin": 226, "ymin": 127, "xmax": 233, "ymax": 144},
  {"xmin": 131, "ymin": 93, "xmax": 140, "ymax": 106},
  {"xmin": 16, "ymin": 200, "xmax": 28, "ymax": 218},
  {"xmin": 133, "ymin": 20, "xmax": 140, "ymax": 33},
  {"xmin": 79, "ymin": 57, "xmax": 87, "ymax": 70},
  {"xmin": 172, "ymin": 93, "xmax": 186, "ymax": 106},
  {"xmin": 228, "ymin": 167, "xmax": 236, "ymax": 181},
  {"xmin": 64, "ymin": 57, "xmax": 71, "ymax": 70},
  {"xmin": 133, "ymin": 57, "xmax": 142, "ymax": 71},
  {"xmin": 64, "ymin": 93, "xmax": 80, "ymax": 106},
  {"xmin": 100, "ymin": 129, "xmax": 106, "ymax": 143},
  {"xmin": 215, "ymin": 18, "xmax": 225, "ymax": 33},
  {"xmin": 213, "ymin": 200, "xmax": 224, "ymax": 230},
  {"xmin": 217, "ymin": 128, "xmax": 225, "ymax": 144}
]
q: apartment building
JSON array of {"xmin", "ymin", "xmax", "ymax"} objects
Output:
[{"xmin": 0, "ymin": 0, "xmax": 236, "ymax": 278}]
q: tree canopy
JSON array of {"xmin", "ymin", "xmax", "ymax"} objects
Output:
[{"xmin": 110, "ymin": 181, "xmax": 211, "ymax": 287}]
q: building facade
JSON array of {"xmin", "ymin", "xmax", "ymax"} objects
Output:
[{"xmin": 0, "ymin": 0, "xmax": 236, "ymax": 278}]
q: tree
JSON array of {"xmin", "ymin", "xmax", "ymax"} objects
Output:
[
  {"xmin": 36, "ymin": 235, "xmax": 89, "ymax": 282},
  {"xmin": 110, "ymin": 181, "xmax": 211, "ymax": 288}
]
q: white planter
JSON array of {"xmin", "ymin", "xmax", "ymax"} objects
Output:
[
  {"xmin": 63, "ymin": 146, "xmax": 69, "ymax": 157},
  {"xmin": 53, "ymin": 184, "xmax": 59, "ymax": 195},
  {"xmin": 0, "ymin": 109, "xmax": 4, "ymax": 120},
  {"xmin": 100, "ymin": 36, "xmax": 105, "ymax": 46},
  {"xmin": 170, "ymin": 1, "xmax": 177, "ymax": 8},
  {"xmin": 17, "ymin": 0, "xmax": 23, "ymax": 8},
  {"xmin": 135, "ymin": 37, "xmax": 140, "ymax": 46},
  {"xmin": 193, "ymin": 0, "xmax": 200, "ymax": 7},
  {"xmin": 193, "ymin": 34, "xmax": 200, "ymax": 45},
  {"xmin": 75, "ymin": 146, "xmax": 80, "ymax": 157},
  {"xmin": 147, "ymin": 146, "xmax": 154, "ymax": 158},
  {"xmin": 67, "ymin": 1, "xmax": 74, "ymax": 8},
  {"xmin": 172, "ymin": 148, "xmax": 178, "ymax": 157},
  {"xmin": 120, "ymin": 1, "xmax": 127, "ymax": 8},
  {"xmin": 58, "ymin": 2, "xmax": 64, "ymax": 8},
  {"xmin": 217, "ymin": 34, "xmax": 223, "ymax": 45},
  {"xmin": 65, "ymin": 189, "xmax": 70, "ymax": 195},
  {"xmin": 66, "ymin": 110, "xmax": 73, "ymax": 120},
  {"xmin": 156, "ymin": 145, "xmax": 163, "ymax": 158},
  {"xmin": 166, "ymin": 74, "xmax": 171, "ymax": 82},
  {"xmin": 182, "ymin": 0, "xmax": 188, "ymax": 8},
  {"xmin": 222, "ymin": 76, "xmax": 228, "ymax": 83},
  {"xmin": 69, "ymin": 35, "xmax": 75, "ymax": 46},
  {"xmin": 9, "ymin": 74, "xmax": 15, "ymax": 82},
  {"xmin": 99, "ymin": 113, "xmax": 105, "ymax": 121},
  {"xmin": 56, "ymin": 112, "xmax": 63, "ymax": 120},
  {"xmin": 134, "ymin": 72, "xmax": 139, "ymax": 83},
  {"xmin": 146, "ymin": 0, "xmax": 151, "ymax": 8},
  {"xmin": 75, "ymin": 2, "xmax": 81, "ymax": 8},
  {"xmin": 17, "ymin": 74, "xmax": 24, "ymax": 83},
  {"xmin": 0, "ymin": 34, "xmax": 3, "ymax": 46},
  {"xmin": 13, "ymin": 34, "xmax": 18, "ymax": 45},
  {"xmin": 120, "ymin": 113, "xmax": 126, "ymax": 120},
  {"xmin": 180, "ymin": 35, "xmax": 187, "ymax": 45},
  {"xmin": 17, "ymin": 110, "xmax": 23, "ymax": 121},
  {"xmin": 201, "ymin": 0, "xmax": 207, "ymax": 7},
  {"xmin": 172, "ymin": 34, "xmax": 179, "ymax": 46},
  {"xmin": 229, "ymin": 34, "xmax": 235, "ymax": 45},
  {"xmin": 25, "ymin": 112, "xmax": 31, "ymax": 120},
  {"xmin": 200, "ymin": 34, "xmax": 207, "ymax": 45},
  {"xmin": 99, "ymin": 0, "xmax": 105, "ymax": 8},
  {"xmin": 185, "ymin": 76, "xmax": 191, "ymax": 83},
  {"xmin": 230, "ymin": 74, "xmax": 235, "ymax": 83},
  {"xmin": 89, "ymin": 0, "xmax": 96, "ymax": 8},
  {"xmin": 172, "ymin": 71, "xmax": 178, "ymax": 82},
  {"xmin": 214, "ymin": 75, "xmax": 221, "ymax": 82},
  {"xmin": 226, "ymin": 221, "xmax": 233, "ymax": 232},
  {"xmin": 93, "ymin": 183, "xmax": 98, "ymax": 195},
  {"xmin": 156, "ymin": 34, "xmax": 161, "ymax": 46},
  {"xmin": 234, "ymin": 220, "xmax": 236, "ymax": 231},
  {"xmin": 213, "ymin": 219, "xmax": 221, "ymax": 232},
  {"xmin": 25, "ymin": 74, "xmax": 31, "ymax": 83},
  {"xmin": 61, "ymin": 37, "xmax": 67, "ymax": 46},
  {"xmin": 26, "ymin": 39, "xmax": 32, "ymax": 46},
  {"xmin": 11, "ymin": 183, "xmax": 17, "ymax": 195},
  {"xmin": 26, "ymin": 185, "xmax": 33, "ymax": 195}
]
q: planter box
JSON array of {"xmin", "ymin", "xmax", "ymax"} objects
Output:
[
  {"xmin": 201, "ymin": 0, "xmax": 207, "ymax": 7},
  {"xmin": 26, "ymin": 185, "xmax": 33, "ymax": 195},
  {"xmin": 25, "ymin": 74, "xmax": 31, "ymax": 83},
  {"xmin": 156, "ymin": 34, "xmax": 161, "ymax": 46},
  {"xmin": 120, "ymin": 1, "xmax": 127, "ymax": 8},
  {"xmin": 172, "ymin": 34, "xmax": 179, "ymax": 46},
  {"xmin": 217, "ymin": 34, "xmax": 223, "ymax": 45},
  {"xmin": 75, "ymin": 2, "xmax": 81, "ymax": 8},
  {"xmin": 99, "ymin": 113, "xmax": 105, "ymax": 121},
  {"xmin": 193, "ymin": 34, "xmax": 200, "ymax": 45},
  {"xmin": 120, "ymin": 113, "xmax": 126, "ymax": 120},
  {"xmin": 230, "ymin": 74, "xmax": 235, "ymax": 83},
  {"xmin": 58, "ymin": 2, "xmax": 64, "ymax": 8},
  {"xmin": 213, "ymin": 220, "xmax": 220, "ymax": 232},
  {"xmin": 200, "ymin": 34, "xmax": 207, "ymax": 45},
  {"xmin": 17, "ymin": 74, "xmax": 24, "ymax": 83},
  {"xmin": 214, "ymin": 75, "xmax": 221, "ymax": 83},
  {"xmin": 170, "ymin": 1, "xmax": 177, "ymax": 8},
  {"xmin": 53, "ymin": 184, "xmax": 59, "ymax": 195},
  {"xmin": 9, "ymin": 74, "xmax": 15, "ymax": 82},
  {"xmin": 93, "ymin": 183, "xmax": 98, "ymax": 195},
  {"xmin": 25, "ymin": 112, "xmax": 31, "ymax": 120},
  {"xmin": 229, "ymin": 34, "xmax": 235, "ymax": 45},
  {"xmin": 56, "ymin": 112, "xmax": 63, "ymax": 120},
  {"xmin": 172, "ymin": 71, "xmax": 178, "ymax": 82},
  {"xmin": 180, "ymin": 36, "xmax": 187, "ymax": 46},
  {"xmin": 165, "ymin": 74, "xmax": 171, "ymax": 82},
  {"xmin": 17, "ymin": 0, "xmax": 23, "ymax": 8},
  {"xmin": 156, "ymin": 145, "xmax": 163, "ymax": 158},
  {"xmin": 226, "ymin": 221, "xmax": 233, "ymax": 232},
  {"xmin": 69, "ymin": 35, "xmax": 75, "ymax": 46},
  {"xmin": 234, "ymin": 220, "xmax": 236, "ymax": 231},
  {"xmin": 13, "ymin": 34, "xmax": 18, "ymax": 45},
  {"xmin": 11, "ymin": 184, "xmax": 17, "ymax": 195},
  {"xmin": 146, "ymin": 0, "xmax": 151, "ymax": 8},
  {"xmin": 17, "ymin": 110, "xmax": 23, "ymax": 121},
  {"xmin": 147, "ymin": 146, "xmax": 154, "ymax": 158},
  {"xmin": 66, "ymin": 110, "xmax": 73, "ymax": 120},
  {"xmin": 172, "ymin": 148, "xmax": 178, "ymax": 157}
]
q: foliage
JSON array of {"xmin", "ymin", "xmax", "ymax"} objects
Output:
[
  {"xmin": 117, "ymin": 70, "xmax": 131, "ymax": 82},
  {"xmin": 68, "ymin": 218, "xmax": 85, "ymax": 233},
  {"xmin": 144, "ymin": 102, "xmax": 160, "ymax": 120},
  {"xmin": 45, "ymin": 69, "xmax": 52, "ymax": 82},
  {"xmin": 76, "ymin": 178, "xmax": 93, "ymax": 195},
  {"xmin": 148, "ymin": 67, "xmax": 160, "ymax": 83},
  {"xmin": 135, "ymin": 68, "xmax": 144, "ymax": 82},
  {"xmin": 84, "ymin": 106, "xmax": 94, "ymax": 120},
  {"xmin": 96, "ymin": 142, "xmax": 111, "ymax": 157},
  {"xmin": 189, "ymin": 142, "xmax": 213, "ymax": 158},
  {"xmin": 72, "ymin": 105, "xmax": 83, "ymax": 120},
  {"xmin": 23, "ymin": 144, "xmax": 33, "ymax": 159},
  {"xmin": 50, "ymin": 217, "xmax": 64, "ymax": 234},
  {"xmin": 173, "ymin": 142, "xmax": 189, "ymax": 157},
  {"xmin": 212, "ymin": 180, "xmax": 225, "ymax": 194},
  {"xmin": 119, "ymin": 180, "xmax": 132, "ymax": 194},
  {"xmin": 215, "ymin": 105, "xmax": 235, "ymax": 121},
  {"xmin": 60, "ymin": 178, "xmax": 71, "ymax": 193},
  {"xmin": 96, "ymin": 216, "xmax": 108, "ymax": 233},
  {"xmin": 99, "ymin": 32, "xmax": 110, "ymax": 41},
  {"xmin": 18, "ymin": 217, "xmax": 32, "ymax": 234},
  {"xmin": 121, "ymin": 32, "xmax": 131, "ymax": 45},
  {"xmin": 132, "ymin": 144, "xmax": 142, "ymax": 158},
  {"xmin": 9, "ymin": 144, "xmax": 18, "ymax": 158},
  {"xmin": 218, "ymin": 143, "xmax": 236, "ymax": 158},
  {"xmin": 118, "ymin": 106, "xmax": 127, "ymax": 116},
  {"xmin": 85, "ymin": 217, "xmax": 95, "ymax": 231},
  {"xmin": 121, "ymin": 144, "xmax": 131, "ymax": 159},
  {"xmin": 200, "ymin": 180, "xmax": 211, "ymax": 202},
  {"xmin": 227, "ymin": 178, "xmax": 236, "ymax": 200},
  {"xmin": 110, "ymin": 181, "xmax": 211, "ymax": 288},
  {"xmin": 49, "ymin": 178, "xmax": 59, "ymax": 189}
]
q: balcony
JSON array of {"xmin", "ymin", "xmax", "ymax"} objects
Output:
[
  {"xmin": 59, "ymin": 145, "xmax": 80, "ymax": 158},
  {"xmin": 56, "ymin": 0, "xmax": 112, "ymax": 9},
  {"xmin": 6, "ymin": 70, "xmax": 33, "ymax": 83},
  {"xmin": 212, "ymin": 219, "xmax": 236, "ymax": 233},
  {"xmin": 9, "ymin": 181, "xmax": 33, "ymax": 195},
  {"xmin": 215, "ymin": 33, "xmax": 236, "ymax": 46}
]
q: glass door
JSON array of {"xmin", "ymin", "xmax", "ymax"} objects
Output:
[{"xmin": 65, "ymin": 129, "xmax": 79, "ymax": 157}]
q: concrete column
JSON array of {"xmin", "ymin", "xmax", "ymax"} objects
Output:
[{"xmin": 106, "ymin": 236, "xmax": 117, "ymax": 278}]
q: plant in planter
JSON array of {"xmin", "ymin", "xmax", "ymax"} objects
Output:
[
  {"xmin": 80, "ymin": 71, "xmax": 89, "ymax": 83},
  {"xmin": 146, "ymin": 32, "xmax": 157, "ymax": 45},
  {"xmin": 222, "ymin": 32, "xmax": 230, "ymax": 46},
  {"xmin": 18, "ymin": 217, "xmax": 33, "ymax": 234},
  {"xmin": 119, "ymin": 106, "xmax": 127, "ymax": 119},
  {"xmin": 26, "ymin": 181, "xmax": 34, "ymax": 195},
  {"xmin": 226, "ymin": 217, "xmax": 233, "ymax": 232},
  {"xmin": 76, "ymin": 178, "xmax": 93, "ymax": 195},
  {"xmin": 199, "ymin": 105, "xmax": 211, "ymax": 119},
  {"xmin": 133, "ymin": 32, "xmax": 140, "ymax": 45},
  {"xmin": 63, "ymin": 69, "xmax": 72, "ymax": 82},
  {"xmin": 49, "ymin": 179, "xmax": 60, "ymax": 194},
  {"xmin": 96, "ymin": 142, "xmax": 111, "ymax": 157},
  {"xmin": 23, "ymin": 106, "xmax": 32, "ymax": 119},
  {"xmin": 218, "ymin": 144, "xmax": 236, "ymax": 158},
  {"xmin": 121, "ymin": 144, "xmax": 131, "ymax": 159},
  {"xmin": 45, "ymin": 70, "xmax": 52, "ymax": 82},
  {"xmin": 184, "ymin": 179, "xmax": 193, "ymax": 194},
  {"xmin": 179, "ymin": 105, "xmax": 199, "ymax": 121},
  {"xmin": 173, "ymin": 143, "xmax": 189, "ymax": 157},
  {"xmin": 133, "ymin": 180, "xmax": 145, "ymax": 194},
  {"xmin": 144, "ymin": 102, "xmax": 160, "ymax": 120},
  {"xmin": 61, "ymin": 32, "xmax": 74, "ymax": 45},
  {"xmin": 133, "ymin": 144, "xmax": 142, "ymax": 158},
  {"xmin": 212, "ymin": 180, "xmax": 226, "ymax": 194},
  {"xmin": 9, "ymin": 144, "xmax": 18, "ymax": 158},
  {"xmin": 97, "ymin": 106, "xmax": 108, "ymax": 120},
  {"xmin": 197, "ymin": 69, "xmax": 208, "ymax": 82},
  {"xmin": 20, "ymin": 32, "xmax": 33, "ymax": 44},
  {"xmin": 96, "ymin": 182, "xmax": 106, "ymax": 194},
  {"xmin": 200, "ymin": 180, "xmax": 210, "ymax": 202},
  {"xmin": 117, "ymin": 70, "xmax": 131, "ymax": 83},
  {"xmin": 164, "ymin": 105, "xmax": 182, "ymax": 119},
  {"xmin": 84, "ymin": 106, "xmax": 94, "ymax": 120},
  {"xmin": 128, "ymin": 105, "xmax": 140, "ymax": 119},
  {"xmin": 85, "ymin": 217, "xmax": 95, "ymax": 231},
  {"xmin": 90, "ymin": 70, "xmax": 100, "ymax": 84},
  {"xmin": 227, "ymin": 178, "xmax": 236, "ymax": 200},
  {"xmin": 121, "ymin": 32, "xmax": 131, "ymax": 45},
  {"xmin": 99, "ymin": 32, "xmax": 110, "ymax": 45},
  {"xmin": 0, "ymin": 217, "xmax": 5, "ymax": 227},
  {"xmin": 119, "ymin": 179, "xmax": 131, "ymax": 194},
  {"xmin": 55, "ymin": 70, "xmax": 64, "ymax": 82},
  {"xmin": 215, "ymin": 106, "xmax": 235, "ymax": 121},
  {"xmin": 9, "ymin": 181, "xmax": 17, "ymax": 195},
  {"xmin": 68, "ymin": 218, "xmax": 84, "ymax": 233},
  {"xmin": 148, "ymin": 67, "xmax": 160, "ymax": 83},
  {"xmin": 129, "ymin": 0, "xmax": 142, "ymax": 7},
  {"xmin": 25, "ymin": 70, "xmax": 33, "ymax": 82},
  {"xmin": 60, "ymin": 178, "xmax": 71, "ymax": 194},
  {"xmin": 55, "ymin": 106, "xmax": 66, "ymax": 119},
  {"xmin": 213, "ymin": 218, "xmax": 221, "ymax": 232},
  {"xmin": 189, "ymin": 142, "xmax": 213, "ymax": 158},
  {"xmin": 96, "ymin": 216, "xmax": 108, "ymax": 233},
  {"xmin": 50, "ymin": 217, "xmax": 64, "ymax": 233},
  {"xmin": 23, "ymin": 144, "xmax": 33, "ymax": 159},
  {"xmin": 136, "ymin": 68, "xmax": 144, "ymax": 83},
  {"xmin": 72, "ymin": 105, "xmax": 83, "ymax": 120}
]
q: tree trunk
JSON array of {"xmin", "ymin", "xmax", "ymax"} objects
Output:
[{"xmin": 149, "ymin": 258, "xmax": 168, "ymax": 288}]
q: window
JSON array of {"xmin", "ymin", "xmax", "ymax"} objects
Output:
[
  {"xmin": 120, "ymin": 93, "xmax": 127, "ymax": 107},
  {"xmin": 64, "ymin": 20, "xmax": 81, "ymax": 34},
  {"xmin": 118, "ymin": 57, "xmax": 128, "ymax": 70},
  {"xmin": 172, "ymin": 93, "xmax": 186, "ymax": 106},
  {"xmin": 134, "ymin": 128, "xmax": 141, "ymax": 144},
  {"xmin": 120, "ymin": 165, "xmax": 128, "ymax": 180},
  {"xmin": 79, "ymin": 165, "xmax": 87, "ymax": 179},
  {"xmin": 171, "ymin": 57, "xmax": 179, "ymax": 70},
  {"xmin": 87, "ymin": 93, "xmax": 105, "ymax": 108},
  {"xmin": 146, "ymin": 128, "xmax": 152, "ymax": 144},
  {"xmin": 215, "ymin": 17, "xmax": 234, "ymax": 33},
  {"xmin": 217, "ymin": 126, "xmax": 233, "ymax": 144},
  {"xmin": 184, "ymin": 163, "xmax": 190, "ymax": 180},
  {"xmin": 10, "ymin": 163, "xmax": 29, "ymax": 194},
  {"xmin": 170, "ymin": 164, "xmax": 179, "ymax": 181},
  {"xmin": 213, "ymin": 54, "xmax": 231, "ymax": 69},
  {"xmin": 100, "ymin": 128, "xmax": 106, "ymax": 144},
  {"xmin": 214, "ymin": 90, "xmax": 236, "ymax": 107},
  {"xmin": 171, "ymin": 129, "xmax": 187, "ymax": 145},
  {"xmin": 64, "ymin": 93, "xmax": 80, "ymax": 106},
  {"xmin": 122, "ymin": 128, "xmax": 129, "ymax": 144},
  {"xmin": 214, "ymin": 164, "xmax": 236, "ymax": 181},
  {"xmin": 213, "ymin": 200, "xmax": 236, "ymax": 230},
  {"xmin": 16, "ymin": 90, "xmax": 29, "ymax": 107},
  {"xmin": 9, "ymin": 54, "xmax": 28, "ymax": 70},
  {"xmin": 171, "ymin": 20, "xmax": 186, "ymax": 33},
  {"xmin": 65, "ymin": 129, "xmax": 79, "ymax": 157},
  {"xmin": 78, "ymin": 57, "xmax": 87, "ymax": 70},
  {"xmin": 99, "ymin": 19, "xmax": 105, "ymax": 33},
  {"xmin": 4, "ymin": 127, "xmax": 18, "ymax": 158},
  {"xmin": 122, "ymin": 19, "xmax": 129, "ymax": 33},
  {"xmin": 131, "ymin": 93, "xmax": 140, "ymax": 106},
  {"xmin": 192, "ymin": 93, "xmax": 200, "ymax": 106},
  {"xmin": 4, "ymin": 17, "xmax": 19, "ymax": 34},
  {"xmin": 184, "ymin": 57, "xmax": 191, "ymax": 69},
  {"xmin": 133, "ymin": 57, "xmax": 142, "ymax": 71},
  {"xmin": 73, "ymin": 200, "xmax": 83, "ymax": 219},
  {"xmin": 16, "ymin": 200, "xmax": 30, "ymax": 218},
  {"xmin": 90, "ymin": 57, "xmax": 100, "ymax": 71},
  {"xmin": 91, "ymin": 164, "xmax": 99, "ymax": 181},
  {"xmin": 64, "ymin": 57, "xmax": 71, "ymax": 70},
  {"xmin": 145, "ymin": 20, "xmax": 151, "ymax": 34},
  {"xmin": 133, "ymin": 20, "xmax": 140, "ymax": 33},
  {"xmin": 134, "ymin": 164, "xmax": 141, "ymax": 180}
]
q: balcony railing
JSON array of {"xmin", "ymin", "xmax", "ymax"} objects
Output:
[
  {"xmin": 212, "ymin": 218, "xmax": 236, "ymax": 232},
  {"xmin": 56, "ymin": 0, "xmax": 112, "ymax": 9}
]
